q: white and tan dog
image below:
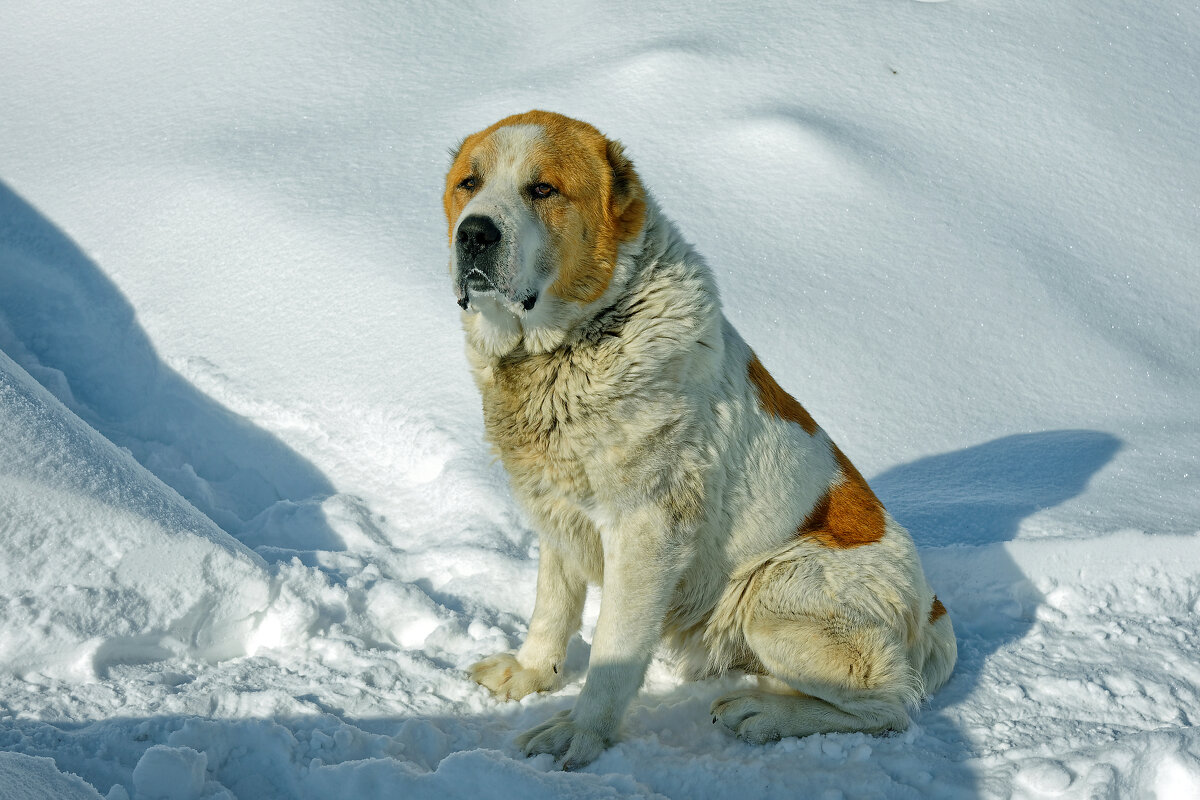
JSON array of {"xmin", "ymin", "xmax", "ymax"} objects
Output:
[{"xmin": 445, "ymin": 111, "xmax": 956, "ymax": 769}]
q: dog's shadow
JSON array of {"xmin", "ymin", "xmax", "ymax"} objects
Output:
[
  {"xmin": 0, "ymin": 180, "xmax": 340, "ymax": 550},
  {"xmin": 870, "ymin": 430, "xmax": 1121, "ymax": 791},
  {"xmin": 872, "ymin": 430, "xmax": 1122, "ymax": 549}
]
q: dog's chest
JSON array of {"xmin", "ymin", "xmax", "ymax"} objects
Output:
[{"xmin": 478, "ymin": 347, "xmax": 621, "ymax": 500}]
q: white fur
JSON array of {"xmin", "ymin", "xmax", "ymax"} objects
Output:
[
  {"xmin": 452, "ymin": 124, "xmax": 552, "ymax": 328},
  {"xmin": 457, "ymin": 129, "xmax": 957, "ymax": 769}
]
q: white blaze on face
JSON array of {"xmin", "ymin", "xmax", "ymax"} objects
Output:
[{"xmin": 453, "ymin": 124, "xmax": 550, "ymax": 311}]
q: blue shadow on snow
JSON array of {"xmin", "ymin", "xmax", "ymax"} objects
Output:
[
  {"xmin": 870, "ymin": 429, "xmax": 1121, "ymax": 795},
  {"xmin": 0, "ymin": 180, "xmax": 340, "ymax": 552},
  {"xmin": 872, "ymin": 430, "xmax": 1123, "ymax": 548}
]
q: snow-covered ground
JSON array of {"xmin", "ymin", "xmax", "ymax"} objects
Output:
[{"xmin": 2, "ymin": 1, "xmax": 1198, "ymax": 797}]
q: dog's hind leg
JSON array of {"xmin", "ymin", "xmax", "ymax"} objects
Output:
[{"xmin": 711, "ymin": 606, "xmax": 919, "ymax": 744}]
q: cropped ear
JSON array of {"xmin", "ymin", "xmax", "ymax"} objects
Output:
[{"xmin": 606, "ymin": 139, "xmax": 646, "ymax": 241}]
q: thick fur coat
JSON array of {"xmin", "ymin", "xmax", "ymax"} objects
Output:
[{"xmin": 444, "ymin": 111, "xmax": 956, "ymax": 769}]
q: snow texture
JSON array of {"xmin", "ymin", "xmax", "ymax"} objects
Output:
[{"xmin": 1, "ymin": 0, "xmax": 1198, "ymax": 798}]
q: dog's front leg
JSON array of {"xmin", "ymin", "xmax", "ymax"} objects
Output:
[
  {"xmin": 471, "ymin": 540, "xmax": 585, "ymax": 700},
  {"xmin": 517, "ymin": 505, "xmax": 685, "ymax": 769}
]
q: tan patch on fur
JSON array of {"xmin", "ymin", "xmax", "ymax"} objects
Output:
[
  {"xmin": 797, "ymin": 446, "xmax": 887, "ymax": 549},
  {"xmin": 747, "ymin": 352, "xmax": 819, "ymax": 435},
  {"xmin": 443, "ymin": 110, "xmax": 646, "ymax": 302},
  {"xmin": 746, "ymin": 352, "xmax": 883, "ymax": 548},
  {"xmin": 929, "ymin": 596, "xmax": 947, "ymax": 625}
]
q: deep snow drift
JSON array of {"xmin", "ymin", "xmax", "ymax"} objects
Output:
[{"xmin": 2, "ymin": 1, "xmax": 1199, "ymax": 798}]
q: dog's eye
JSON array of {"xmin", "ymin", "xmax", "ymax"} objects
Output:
[
  {"xmin": 530, "ymin": 182, "xmax": 557, "ymax": 199},
  {"xmin": 458, "ymin": 176, "xmax": 477, "ymax": 191}
]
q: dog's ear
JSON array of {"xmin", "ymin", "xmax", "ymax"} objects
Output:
[{"xmin": 606, "ymin": 139, "xmax": 646, "ymax": 241}]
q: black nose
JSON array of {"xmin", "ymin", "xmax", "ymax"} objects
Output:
[{"xmin": 457, "ymin": 215, "xmax": 501, "ymax": 251}]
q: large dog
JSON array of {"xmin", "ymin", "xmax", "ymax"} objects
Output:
[{"xmin": 445, "ymin": 111, "xmax": 956, "ymax": 769}]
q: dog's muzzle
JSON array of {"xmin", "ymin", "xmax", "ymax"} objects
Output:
[
  {"xmin": 454, "ymin": 214, "xmax": 537, "ymax": 312},
  {"xmin": 457, "ymin": 215, "xmax": 502, "ymax": 290}
]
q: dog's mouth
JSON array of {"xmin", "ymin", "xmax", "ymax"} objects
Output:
[
  {"xmin": 465, "ymin": 268, "xmax": 496, "ymax": 293},
  {"xmin": 456, "ymin": 278, "xmax": 538, "ymax": 313}
]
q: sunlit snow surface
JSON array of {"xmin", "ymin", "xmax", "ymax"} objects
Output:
[{"xmin": 2, "ymin": 1, "xmax": 1199, "ymax": 797}]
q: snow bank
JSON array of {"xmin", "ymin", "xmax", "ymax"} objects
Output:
[
  {"xmin": 0, "ymin": 352, "xmax": 271, "ymax": 680},
  {"xmin": 0, "ymin": 184, "xmax": 337, "ymax": 542},
  {"xmin": 0, "ymin": 752, "xmax": 103, "ymax": 800}
]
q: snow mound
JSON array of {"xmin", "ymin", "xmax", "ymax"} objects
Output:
[
  {"xmin": 0, "ymin": 352, "xmax": 271, "ymax": 680},
  {"xmin": 0, "ymin": 183, "xmax": 337, "ymax": 543},
  {"xmin": 0, "ymin": 752, "xmax": 103, "ymax": 800},
  {"xmin": 131, "ymin": 746, "xmax": 208, "ymax": 800}
]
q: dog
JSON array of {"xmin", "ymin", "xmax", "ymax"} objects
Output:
[{"xmin": 444, "ymin": 111, "xmax": 956, "ymax": 769}]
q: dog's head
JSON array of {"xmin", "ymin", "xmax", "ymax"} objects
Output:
[{"xmin": 444, "ymin": 111, "xmax": 645, "ymax": 341}]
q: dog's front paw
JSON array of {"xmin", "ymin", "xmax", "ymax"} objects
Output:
[
  {"xmin": 469, "ymin": 652, "xmax": 558, "ymax": 701},
  {"xmin": 516, "ymin": 709, "xmax": 610, "ymax": 770}
]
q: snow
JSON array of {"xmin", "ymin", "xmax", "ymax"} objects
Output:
[
  {"xmin": 0, "ymin": 752, "xmax": 103, "ymax": 800},
  {"xmin": 130, "ymin": 746, "xmax": 209, "ymax": 800},
  {"xmin": 0, "ymin": 350, "xmax": 273, "ymax": 681},
  {"xmin": 1, "ymin": 0, "xmax": 1198, "ymax": 797}
]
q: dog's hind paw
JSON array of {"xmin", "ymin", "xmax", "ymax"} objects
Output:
[
  {"xmin": 711, "ymin": 690, "xmax": 787, "ymax": 744},
  {"xmin": 469, "ymin": 652, "xmax": 558, "ymax": 701}
]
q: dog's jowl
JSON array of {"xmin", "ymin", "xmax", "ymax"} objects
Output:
[{"xmin": 444, "ymin": 110, "xmax": 956, "ymax": 769}]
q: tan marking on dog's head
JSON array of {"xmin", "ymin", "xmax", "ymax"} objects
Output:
[
  {"xmin": 929, "ymin": 596, "xmax": 947, "ymax": 624},
  {"xmin": 747, "ymin": 352, "xmax": 819, "ymax": 436},
  {"xmin": 797, "ymin": 445, "xmax": 887, "ymax": 548},
  {"xmin": 443, "ymin": 110, "xmax": 645, "ymax": 303}
]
